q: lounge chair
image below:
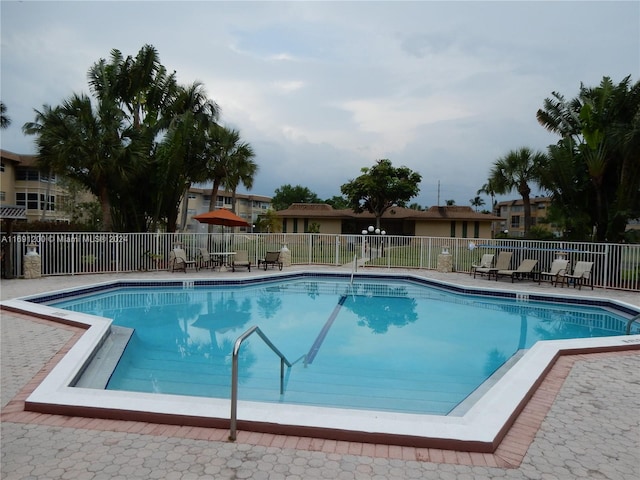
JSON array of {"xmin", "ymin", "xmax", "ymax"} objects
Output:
[
  {"xmin": 538, "ymin": 259, "xmax": 569, "ymax": 286},
  {"xmin": 470, "ymin": 254, "xmax": 494, "ymax": 277},
  {"xmin": 258, "ymin": 251, "xmax": 283, "ymax": 271},
  {"xmin": 198, "ymin": 248, "xmax": 217, "ymax": 269},
  {"xmin": 231, "ymin": 250, "xmax": 251, "ymax": 272},
  {"xmin": 496, "ymin": 259, "xmax": 538, "ymax": 282},
  {"xmin": 474, "ymin": 251, "xmax": 513, "ymax": 279},
  {"xmin": 560, "ymin": 261, "xmax": 594, "ymax": 290},
  {"xmin": 168, "ymin": 248, "xmax": 197, "ymax": 273}
]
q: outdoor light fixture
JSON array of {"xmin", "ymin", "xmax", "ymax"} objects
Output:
[{"xmin": 362, "ymin": 225, "xmax": 386, "ymax": 260}]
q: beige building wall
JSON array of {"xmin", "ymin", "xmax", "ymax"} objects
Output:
[
  {"xmin": 281, "ymin": 218, "xmax": 343, "ymax": 234},
  {"xmin": 415, "ymin": 221, "xmax": 492, "ymax": 238},
  {"xmin": 0, "ymin": 157, "xmax": 17, "ymax": 207}
]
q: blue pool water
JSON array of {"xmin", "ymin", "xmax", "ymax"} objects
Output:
[{"xmin": 50, "ymin": 277, "xmax": 630, "ymax": 415}]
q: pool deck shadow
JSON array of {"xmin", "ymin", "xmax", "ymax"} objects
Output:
[{"xmin": 2, "ymin": 267, "xmax": 639, "ymax": 476}]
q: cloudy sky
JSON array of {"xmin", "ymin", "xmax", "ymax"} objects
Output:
[{"xmin": 1, "ymin": 1, "xmax": 638, "ymax": 208}]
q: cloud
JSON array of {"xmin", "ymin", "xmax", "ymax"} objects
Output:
[{"xmin": 1, "ymin": 0, "xmax": 638, "ymax": 210}]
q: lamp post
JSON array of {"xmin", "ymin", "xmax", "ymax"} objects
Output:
[{"xmin": 361, "ymin": 225, "xmax": 386, "ymax": 261}]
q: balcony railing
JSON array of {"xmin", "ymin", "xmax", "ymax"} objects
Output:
[{"xmin": 1, "ymin": 232, "xmax": 639, "ymax": 291}]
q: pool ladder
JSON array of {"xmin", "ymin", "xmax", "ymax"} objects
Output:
[
  {"xmin": 626, "ymin": 313, "xmax": 640, "ymax": 335},
  {"xmin": 229, "ymin": 326, "xmax": 293, "ymax": 441}
]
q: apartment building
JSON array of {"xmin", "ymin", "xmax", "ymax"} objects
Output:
[
  {"xmin": 179, "ymin": 187, "xmax": 272, "ymax": 233},
  {"xmin": 0, "ymin": 149, "xmax": 78, "ymax": 224},
  {"xmin": 494, "ymin": 197, "xmax": 557, "ymax": 237}
]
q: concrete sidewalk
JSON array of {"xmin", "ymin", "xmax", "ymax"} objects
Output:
[{"xmin": 2, "ymin": 269, "xmax": 639, "ymax": 479}]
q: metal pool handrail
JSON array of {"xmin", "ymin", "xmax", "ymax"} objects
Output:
[
  {"xmin": 626, "ymin": 313, "xmax": 640, "ymax": 335},
  {"xmin": 229, "ymin": 325, "xmax": 293, "ymax": 441}
]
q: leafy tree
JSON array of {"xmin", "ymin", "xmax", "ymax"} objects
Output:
[
  {"xmin": 408, "ymin": 202, "xmax": 424, "ymax": 211},
  {"xmin": 536, "ymin": 76, "xmax": 640, "ymax": 242},
  {"xmin": 0, "ymin": 101, "xmax": 10, "ymax": 129},
  {"xmin": 340, "ymin": 159, "xmax": 422, "ymax": 229},
  {"xmin": 256, "ymin": 208, "xmax": 281, "ymax": 232},
  {"xmin": 445, "ymin": 199, "xmax": 456, "ymax": 206},
  {"xmin": 487, "ymin": 147, "xmax": 547, "ymax": 236},
  {"xmin": 469, "ymin": 196, "xmax": 485, "ymax": 211},
  {"xmin": 271, "ymin": 184, "xmax": 321, "ymax": 211},
  {"xmin": 324, "ymin": 195, "xmax": 349, "ymax": 210}
]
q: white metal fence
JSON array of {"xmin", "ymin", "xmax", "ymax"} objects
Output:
[{"xmin": 2, "ymin": 232, "xmax": 639, "ymax": 291}]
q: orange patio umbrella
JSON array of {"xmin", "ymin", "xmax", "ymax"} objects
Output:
[{"xmin": 192, "ymin": 209, "xmax": 250, "ymax": 227}]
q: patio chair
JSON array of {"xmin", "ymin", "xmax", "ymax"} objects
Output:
[
  {"xmin": 168, "ymin": 248, "xmax": 197, "ymax": 273},
  {"xmin": 231, "ymin": 250, "xmax": 251, "ymax": 272},
  {"xmin": 258, "ymin": 251, "xmax": 283, "ymax": 271},
  {"xmin": 560, "ymin": 261, "xmax": 594, "ymax": 290},
  {"xmin": 496, "ymin": 259, "xmax": 538, "ymax": 282},
  {"xmin": 538, "ymin": 259, "xmax": 569, "ymax": 286},
  {"xmin": 470, "ymin": 254, "xmax": 494, "ymax": 277},
  {"xmin": 474, "ymin": 251, "xmax": 513, "ymax": 279},
  {"xmin": 198, "ymin": 248, "xmax": 217, "ymax": 270}
]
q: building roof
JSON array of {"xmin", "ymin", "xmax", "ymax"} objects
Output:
[
  {"xmin": 1, "ymin": 149, "xmax": 38, "ymax": 166},
  {"xmin": 188, "ymin": 186, "xmax": 271, "ymax": 202},
  {"xmin": 277, "ymin": 204, "xmax": 504, "ymax": 222},
  {"xmin": 495, "ymin": 196, "xmax": 550, "ymax": 207}
]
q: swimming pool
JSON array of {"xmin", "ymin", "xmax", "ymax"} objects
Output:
[
  {"xmin": 49, "ymin": 276, "xmax": 632, "ymax": 416},
  {"xmin": 7, "ymin": 271, "xmax": 639, "ymax": 450}
]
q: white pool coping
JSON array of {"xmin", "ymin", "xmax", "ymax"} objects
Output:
[{"xmin": 3, "ymin": 272, "xmax": 639, "ymax": 450}]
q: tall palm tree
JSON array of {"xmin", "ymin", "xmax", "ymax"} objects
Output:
[
  {"xmin": 477, "ymin": 179, "xmax": 497, "ymax": 214},
  {"xmin": 156, "ymin": 82, "xmax": 219, "ymax": 231},
  {"xmin": 203, "ymin": 126, "xmax": 254, "ymax": 231},
  {"xmin": 0, "ymin": 101, "xmax": 11, "ymax": 129},
  {"xmin": 23, "ymin": 94, "xmax": 132, "ymax": 231},
  {"xmin": 488, "ymin": 147, "xmax": 546, "ymax": 236},
  {"xmin": 222, "ymin": 141, "xmax": 257, "ymax": 214}
]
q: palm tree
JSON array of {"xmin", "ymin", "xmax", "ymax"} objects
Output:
[
  {"xmin": 488, "ymin": 147, "xmax": 546, "ymax": 236},
  {"xmin": 222, "ymin": 142, "xmax": 258, "ymax": 214},
  {"xmin": 23, "ymin": 94, "xmax": 132, "ymax": 231},
  {"xmin": 156, "ymin": 81, "xmax": 219, "ymax": 231},
  {"xmin": 537, "ymin": 76, "xmax": 640, "ymax": 241},
  {"xmin": 469, "ymin": 196, "xmax": 485, "ymax": 212},
  {"xmin": 0, "ymin": 101, "xmax": 11, "ymax": 129},
  {"xmin": 477, "ymin": 179, "xmax": 497, "ymax": 214},
  {"xmin": 203, "ymin": 126, "xmax": 254, "ymax": 231}
]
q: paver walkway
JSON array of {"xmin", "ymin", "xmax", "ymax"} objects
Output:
[{"xmin": 2, "ymin": 270, "xmax": 639, "ymax": 479}]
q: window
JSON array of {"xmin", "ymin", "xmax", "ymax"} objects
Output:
[
  {"xmin": 0, "ymin": 162, "xmax": 5, "ymax": 172},
  {"xmin": 511, "ymin": 216, "xmax": 521, "ymax": 228},
  {"xmin": 0, "ymin": 191, "xmax": 5, "ymax": 201},
  {"xmin": 16, "ymin": 192, "xmax": 39, "ymax": 210},
  {"xmin": 40, "ymin": 172, "xmax": 56, "ymax": 183},
  {"xmin": 40, "ymin": 194, "xmax": 55, "ymax": 211},
  {"xmin": 16, "ymin": 168, "xmax": 40, "ymax": 181}
]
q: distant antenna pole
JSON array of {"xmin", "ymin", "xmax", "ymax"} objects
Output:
[{"xmin": 437, "ymin": 180, "xmax": 440, "ymax": 206}]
